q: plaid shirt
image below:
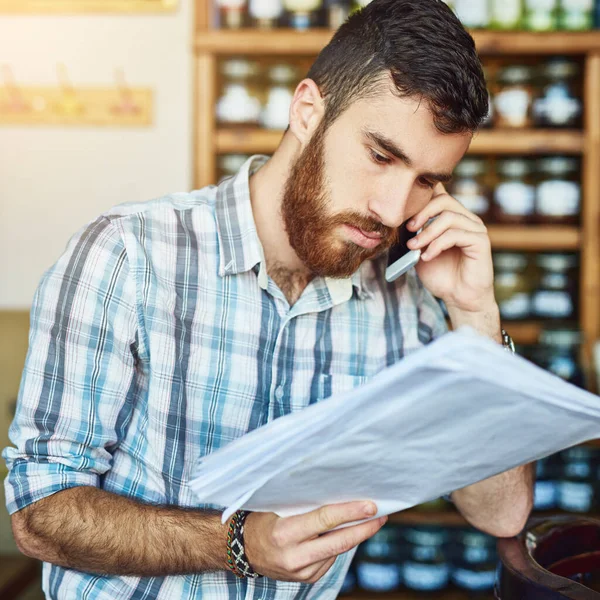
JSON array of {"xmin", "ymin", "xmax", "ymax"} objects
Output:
[{"xmin": 4, "ymin": 155, "xmax": 447, "ymax": 600}]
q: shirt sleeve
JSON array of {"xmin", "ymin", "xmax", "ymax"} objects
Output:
[
  {"xmin": 2, "ymin": 216, "xmax": 142, "ymax": 515},
  {"xmin": 414, "ymin": 274, "xmax": 448, "ymax": 345}
]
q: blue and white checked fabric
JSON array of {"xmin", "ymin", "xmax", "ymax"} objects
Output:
[{"xmin": 3, "ymin": 155, "xmax": 447, "ymax": 599}]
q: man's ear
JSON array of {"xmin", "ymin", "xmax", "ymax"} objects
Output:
[{"xmin": 288, "ymin": 78, "xmax": 325, "ymax": 146}]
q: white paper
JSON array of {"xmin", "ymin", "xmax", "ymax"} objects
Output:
[{"xmin": 189, "ymin": 327, "xmax": 600, "ymax": 524}]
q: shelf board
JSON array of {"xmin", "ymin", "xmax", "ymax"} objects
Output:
[
  {"xmin": 215, "ymin": 128, "xmax": 584, "ymax": 155},
  {"xmin": 488, "ymin": 225, "xmax": 581, "ymax": 250},
  {"xmin": 496, "ymin": 321, "xmax": 543, "ymax": 345},
  {"xmin": 342, "ymin": 591, "xmax": 475, "ymax": 600},
  {"xmin": 196, "ymin": 30, "xmax": 600, "ymax": 56}
]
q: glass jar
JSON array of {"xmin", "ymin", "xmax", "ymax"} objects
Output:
[
  {"xmin": 355, "ymin": 525, "xmax": 403, "ymax": 592},
  {"xmin": 493, "ymin": 253, "xmax": 533, "ymax": 320},
  {"xmin": 533, "ymin": 59, "xmax": 582, "ymax": 128},
  {"xmin": 449, "ymin": 158, "xmax": 492, "ymax": 220},
  {"xmin": 454, "ymin": 0, "xmax": 491, "ymax": 28},
  {"xmin": 490, "ymin": 0, "xmax": 523, "ymax": 29},
  {"xmin": 450, "ymin": 529, "xmax": 497, "ymax": 593},
  {"xmin": 217, "ymin": 0, "xmax": 248, "ymax": 28},
  {"xmin": 402, "ymin": 527, "xmax": 450, "ymax": 593},
  {"xmin": 558, "ymin": 0, "xmax": 594, "ymax": 30},
  {"xmin": 531, "ymin": 253, "xmax": 578, "ymax": 320},
  {"xmin": 558, "ymin": 446, "xmax": 596, "ymax": 512},
  {"xmin": 325, "ymin": 0, "xmax": 350, "ymax": 28},
  {"xmin": 249, "ymin": 0, "xmax": 283, "ymax": 28},
  {"xmin": 494, "ymin": 65, "xmax": 535, "ymax": 128},
  {"xmin": 524, "ymin": 0, "xmax": 559, "ymax": 30},
  {"xmin": 494, "ymin": 159, "xmax": 536, "ymax": 223},
  {"xmin": 216, "ymin": 59, "xmax": 262, "ymax": 126},
  {"xmin": 535, "ymin": 156, "xmax": 581, "ymax": 224},
  {"xmin": 534, "ymin": 453, "xmax": 563, "ymax": 510},
  {"xmin": 284, "ymin": 0, "xmax": 322, "ymax": 29},
  {"xmin": 537, "ymin": 327, "xmax": 585, "ymax": 386},
  {"xmin": 218, "ymin": 154, "xmax": 250, "ymax": 182},
  {"xmin": 339, "ymin": 563, "xmax": 357, "ymax": 595},
  {"xmin": 261, "ymin": 63, "xmax": 298, "ymax": 130}
]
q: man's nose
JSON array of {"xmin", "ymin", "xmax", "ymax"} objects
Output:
[{"xmin": 367, "ymin": 180, "xmax": 412, "ymax": 230}]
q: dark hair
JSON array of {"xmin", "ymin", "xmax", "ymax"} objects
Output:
[{"xmin": 306, "ymin": 0, "xmax": 488, "ymax": 134}]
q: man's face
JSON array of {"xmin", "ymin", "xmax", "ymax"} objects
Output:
[{"xmin": 282, "ymin": 84, "xmax": 471, "ymax": 278}]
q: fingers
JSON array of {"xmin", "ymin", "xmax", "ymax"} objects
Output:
[
  {"xmin": 408, "ymin": 193, "xmax": 484, "ymax": 232},
  {"xmin": 283, "ymin": 501, "xmax": 378, "ymax": 542},
  {"xmin": 420, "ymin": 229, "xmax": 491, "ymax": 262},
  {"xmin": 297, "ymin": 516, "xmax": 388, "ymax": 567},
  {"xmin": 407, "ymin": 210, "xmax": 487, "ymax": 253}
]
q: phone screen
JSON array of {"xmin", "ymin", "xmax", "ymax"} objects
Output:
[{"xmin": 387, "ymin": 222, "xmax": 419, "ymax": 266}]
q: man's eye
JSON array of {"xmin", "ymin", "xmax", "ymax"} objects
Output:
[
  {"xmin": 369, "ymin": 149, "xmax": 391, "ymax": 165},
  {"xmin": 418, "ymin": 177, "xmax": 435, "ymax": 189}
]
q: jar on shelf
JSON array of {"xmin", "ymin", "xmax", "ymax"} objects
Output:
[
  {"xmin": 494, "ymin": 158, "xmax": 536, "ymax": 223},
  {"xmin": 535, "ymin": 156, "xmax": 581, "ymax": 224},
  {"xmin": 449, "ymin": 158, "xmax": 493, "ymax": 221},
  {"xmin": 284, "ymin": 0, "xmax": 323, "ymax": 29},
  {"xmin": 350, "ymin": 0, "xmax": 373, "ymax": 13},
  {"xmin": 537, "ymin": 327, "xmax": 585, "ymax": 386},
  {"xmin": 402, "ymin": 527, "xmax": 450, "ymax": 593},
  {"xmin": 261, "ymin": 63, "xmax": 298, "ymax": 130},
  {"xmin": 493, "ymin": 252, "xmax": 533, "ymax": 320},
  {"xmin": 450, "ymin": 529, "xmax": 497, "ymax": 593},
  {"xmin": 558, "ymin": 0, "xmax": 594, "ymax": 30},
  {"xmin": 325, "ymin": 0, "xmax": 350, "ymax": 28},
  {"xmin": 454, "ymin": 0, "xmax": 491, "ymax": 28},
  {"xmin": 494, "ymin": 65, "xmax": 535, "ymax": 128},
  {"xmin": 558, "ymin": 446, "xmax": 596, "ymax": 512},
  {"xmin": 490, "ymin": 0, "xmax": 524, "ymax": 30},
  {"xmin": 339, "ymin": 562, "xmax": 357, "ymax": 595},
  {"xmin": 216, "ymin": 0, "xmax": 248, "ymax": 28},
  {"xmin": 533, "ymin": 59, "xmax": 582, "ymax": 128},
  {"xmin": 355, "ymin": 525, "xmax": 403, "ymax": 592},
  {"xmin": 531, "ymin": 253, "xmax": 578, "ymax": 320},
  {"xmin": 216, "ymin": 59, "xmax": 262, "ymax": 126},
  {"xmin": 218, "ymin": 154, "xmax": 250, "ymax": 182},
  {"xmin": 533, "ymin": 453, "xmax": 563, "ymax": 510},
  {"xmin": 524, "ymin": 0, "xmax": 559, "ymax": 30},
  {"xmin": 249, "ymin": 0, "xmax": 284, "ymax": 28}
]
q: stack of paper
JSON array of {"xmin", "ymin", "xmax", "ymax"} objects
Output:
[{"xmin": 190, "ymin": 328, "xmax": 600, "ymax": 524}]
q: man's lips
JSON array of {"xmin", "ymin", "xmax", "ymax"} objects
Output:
[{"xmin": 342, "ymin": 224, "xmax": 384, "ymax": 249}]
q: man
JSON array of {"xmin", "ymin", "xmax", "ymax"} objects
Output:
[{"xmin": 4, "ymin": 0, "xmax": 534, "ymax": 598}]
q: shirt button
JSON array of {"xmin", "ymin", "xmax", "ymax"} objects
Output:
[{"xmin": 275, "ymin": 386, "xmax": 284, "ymax": 400}]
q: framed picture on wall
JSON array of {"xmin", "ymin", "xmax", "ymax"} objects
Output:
[{"xmin": 0, "ymin": 0, "xmax": 177, "ymax": 12}]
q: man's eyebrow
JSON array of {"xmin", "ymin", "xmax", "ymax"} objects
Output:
[{"xmin": 362, "ymin": 128, "xmax": 453, "ymax": 183}]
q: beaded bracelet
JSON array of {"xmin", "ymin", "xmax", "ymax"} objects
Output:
[{"xmin": 226, "ymin": 510, "xmax": 263, "ymax": 579}]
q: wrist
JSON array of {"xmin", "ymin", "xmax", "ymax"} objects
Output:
[{"xmin": 446, "ymin": 301, "xmax": 502, "ymax": 344}]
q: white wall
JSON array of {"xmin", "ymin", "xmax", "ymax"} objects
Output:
[{"xmin": 0, "ymin": 2, "xmax": 193, "ymax": 308}]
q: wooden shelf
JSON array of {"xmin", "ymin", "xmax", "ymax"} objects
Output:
[
  {"xmin": 342, "ymin": 591, "xmax": 475, "ymax": 600},
  {"xmin": 215, "ymin": 128, "xmax": 584, "ymax": 155},
  {"xmin": 196, "ymin": 30, "xmax": 600, "ymax": 56},
  {"xmin": 488, "ymin": 225, "xmax": 581, "ymax": 250},
  {"xmin": 498, "ymin": 321, "xmax": 543, "ymax": 345}
]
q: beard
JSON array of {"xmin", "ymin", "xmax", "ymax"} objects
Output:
[{"xmin": 281, "ymin": 122, "xmax": 398, "ymax": 279}]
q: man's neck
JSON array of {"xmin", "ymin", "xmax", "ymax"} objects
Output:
[{"xmin": 249, "ymin": 138, "xmax": 313, "ymax": 305}]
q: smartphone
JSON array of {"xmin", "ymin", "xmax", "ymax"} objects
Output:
[{"xmin": 385, "ymin": 221, "xmax": 423, "ymax": 283}]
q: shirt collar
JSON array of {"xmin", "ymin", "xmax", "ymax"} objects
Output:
[{"xmin": 214, "ymin": 154, "xmax": 369, "ymax": 300}]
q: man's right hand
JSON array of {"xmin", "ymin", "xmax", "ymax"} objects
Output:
[{"xmin": 242, "ymin": 502, "xmax": 387, "ymax": 583}]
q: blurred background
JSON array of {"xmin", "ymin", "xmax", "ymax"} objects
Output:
[{"xmin": 1, "ymin": 0, "xmax": 600, "ymax": 598}]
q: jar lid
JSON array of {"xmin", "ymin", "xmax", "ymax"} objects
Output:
[
  {"xmin": 537, "ymin": 156, "xmax": 579, "ymax": 176},
  {"xmin": 543, "ymin": 59, "xmax": 580, "ymax": 81},
  {"xmin": 457, "ymin": 529, "xmax": 495, "ymax": 548},
  {"xmin": 221, "ymin": 59, "xmax": 259, "ymax": 80},
  {"xmin": 403, "ymin": 526, "xmax": 449, "ymax": 546},
  {"xmin": 454, "ymin": 158, "xmax": 487, "ymax": 178},
  {"xmin": 498, "ymin": 65, "xmax": 533, "ymax": 85},
  {"xmin": 563, "ymin": 446, "xmax": 594, "ymax": 462},
  {"xmin": 493, "ymin": 252, "xmax": 529, "ymax": 271},
  {"xmin": 268, "ymin": 63, "xmax": 298, "ymax": 84},
  {"xmin": 539, "ymin": 328, "xmax": 582, "ymax": 348},
  {"xmin": 497, "ymin": 158, "xmax": 533, "ymax": 178},
  {"xmin": 536, "ymin": 253, "xmax": 578, "ymax": 272}
]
